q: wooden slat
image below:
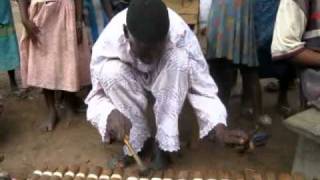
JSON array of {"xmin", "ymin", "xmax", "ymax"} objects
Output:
[
  {"xmin": 191, "ymin": 171, "xmax": 203, "ymax": 180},
  {"xmin": 244, "ymin": 169, "xmax": 262, "ymax": 180},
  {"xmin": 292, "ymin": 173, "xmax": 305, "ymax": 180},
  {"xmin": 163, "ymin": 0, "xmax": 199, "ymax": 25},
  {"xmin": 74, "ymin": 165, "xmax": 88, "ymax": 180},
  {"xmin": 51, "ymin": 166, "xmax": 68, "ymax": 180},
  {"xmin": 263, "ymin": 172, "xmax": 276, "ymax": 180},
  {"xmin": 110, "ymin": 167, "xmax": 123, "ymax": 180},
  {"xmin": 163, "ymin": 169, "xmax": 175, "ymax": 180},
  {"xmin": 205, "ymin": 170, "xmax": 218, "ymax": 180},
  {"xmin": 176, "ymin": 170, "xmax": 189, "ymax": 180},
  {"xmin": 86, "ymin": 166, "xmax": 102, "ymax": 180},
  {"xmin": 230, "ymin": 170, "xmax": 245, "ymax": 180},
  {"xmin": 62, "ymin": 164, "xmax": 80, "ymax": 180},
  {"xmin": 40, "ymin": 165, "xmax": 57, "ymax": 180},
  {"xmin": 123, "ymin": 168, "xmax": 139, "ymax": 180},
  {"xmin": 151, "ymin": 171, "xmax": 163, "ymax": 180},
  {"xmin": 163, "ymin": 0, "xmax": 199, "ymax": 14},
  {"xmin": 217, "ymin": 169, "xmax": 230, "ymax": 180},
  {"xmin": 278, "ymin": 173, "xmax": 293, "ymax": 180},
  {"xmin": 98, "ymin": 168, "xmax": 113, "ymax": 180}
]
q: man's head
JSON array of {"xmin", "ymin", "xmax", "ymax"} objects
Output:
[{"xmin": 124, "ymin": 0, "xmax": 169, "ymax": 64}]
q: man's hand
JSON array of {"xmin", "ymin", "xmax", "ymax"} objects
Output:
[
  {"xmin": 214, "ymin": 124, "xmax": 249, "ymax": 145},
  {"xmin": 23, "ymin": 19, "xmax": 40, "ymax": 45},
  {"xmin": 106, "ymin": 109, "xmax": 132, "ymax": 143}
]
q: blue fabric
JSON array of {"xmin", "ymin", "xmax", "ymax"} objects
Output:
[
  {"xmin": 0, "ymin": 0, "xmax": 20, "ymax": 71},
  {"xmin": 254, "ymin": 0, "xmax": 290, "ymax": 78},
  {"xmin": 0, "ymin": 0, "xmax": 12, "ymax": 25},
  {"xmin": 84, "ymin": 0, "xmax": 99, "ymax": 42},
  {"xmin": 254, "ymin": 0, "xmax": 279, "ymax": 49},
  {"xmin": 0, "ymin": 30, "xmax": 20, "ymax": 71}
]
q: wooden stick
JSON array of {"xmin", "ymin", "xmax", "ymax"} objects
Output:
[{"xmin": 123, "ymin": 135, "xmax": 147, "ymax": 172}]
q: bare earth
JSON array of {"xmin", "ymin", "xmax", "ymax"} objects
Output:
[{"xmin": 0, "ymin": 72, "xmax": 299, "ymax": 179}]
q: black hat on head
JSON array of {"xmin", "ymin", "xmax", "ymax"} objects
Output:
[{"xmin": 126, "ymin": 0, "xmax": 169, "ymax": 43}]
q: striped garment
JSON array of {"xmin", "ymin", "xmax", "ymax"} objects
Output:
[{"xmin": 272, "ymin": 0, "xmax": 320, "ymax": 59}]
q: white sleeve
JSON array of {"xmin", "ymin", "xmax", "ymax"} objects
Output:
[
  {"xmin": 183, "ymin": 24, "xmax": 227, "ymax": 139},
  {"xmin": 271, "ymin": 0, "xmax": 308, "ymax": 59}
]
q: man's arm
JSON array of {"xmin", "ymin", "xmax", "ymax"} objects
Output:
[
  {"xmin": 18, "ymin": 0, "xmax": 40, "ymax": 44},
  {"xmin": 291, "ymin": 49, "xmax": 320, "ymax": 67}
]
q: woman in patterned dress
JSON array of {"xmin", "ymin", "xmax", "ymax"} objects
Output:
[
  {"xmin": 18, "ymin": 0, "xmax": 91, "ymax": 131},
  {"xmin": 206, "ymin": 0, "xmax": 272, "ymax": 125}
]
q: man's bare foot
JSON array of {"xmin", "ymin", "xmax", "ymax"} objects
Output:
[{"xmin": 40, "ymin": 111, "xmax": 58, "ymax": 132}]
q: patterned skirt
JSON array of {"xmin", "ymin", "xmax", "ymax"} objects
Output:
[{"xmin": 207, "ymin": 0, "xmax": 258, "ymax": 67}]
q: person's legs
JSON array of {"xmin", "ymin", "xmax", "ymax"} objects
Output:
[
  {"xmin": 7, "ymin": 70, "xmax": 18, "ymax": 91},
  {"xmin": 240, "ymin": 66, "xmax": 271, "ymax": 124},
  {"xmin": 41, "ymin": 89, "xmax": 58, "ymax": 131},
  {"xmin": 209, "ymin": 59, "xmax": 237, "ymax": 108},
  {"xmin": 62, "ymin": 91, "xmax": 78, "ymax": 125},
  {"xmin": 278, "ymin": 64, "xmax": 296, "ymax": 116}
]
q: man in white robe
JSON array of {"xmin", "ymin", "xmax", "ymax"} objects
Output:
[{"xmin": 86, "ymin": 0, "xmax": 248, "ymax": 169}]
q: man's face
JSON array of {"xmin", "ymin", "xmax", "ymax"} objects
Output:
[{"xmin": 124, "ymin": 25, "xmax": 167, "ymax": 64}]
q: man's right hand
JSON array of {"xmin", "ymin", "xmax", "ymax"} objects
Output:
[
  {"xmin": 106, "ymin": 110, "xmax": 132, "ymax": 143},
  {"xmin": 23, "ymin": 19, "xmax": 40, "ymax": 45}
]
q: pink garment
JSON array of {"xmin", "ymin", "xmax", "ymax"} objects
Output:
[{"xmin": 20, "ymin": 0, "xmax": 91, "ymax": 92}]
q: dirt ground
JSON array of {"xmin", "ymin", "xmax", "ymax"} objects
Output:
[
  {"xmin": 0, "ymin": 3, "xmax": 300, "ymax": 179},
  {"xmin": 0, "ymin": 72, "xmax": 300, "ymax": 179}
]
